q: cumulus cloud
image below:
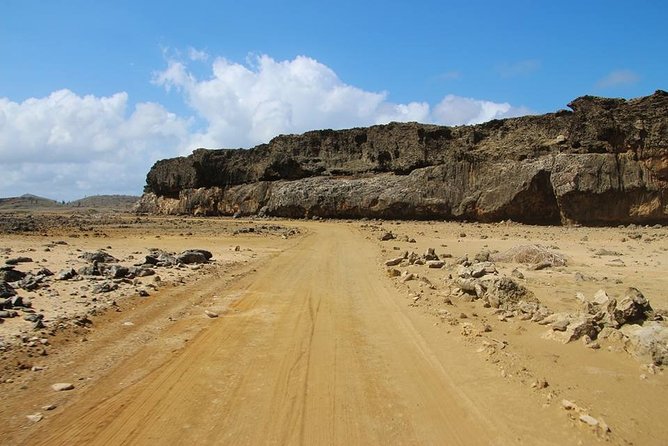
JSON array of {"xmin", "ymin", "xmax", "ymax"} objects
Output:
[
  {"xmin": 596, "ymin": 69, "xmax": 640, "ymax": 88},
  {"xmin": 433, "ymin": 95, "xmax": 531, "ymax": 125},
  {"xmin": 0, "ymin": 89, "xmax": 190, "ymax": 200},
  {"xmin": 154, "ymin": 55, "xmax": 430, "ymax": 148},
  {"xmin": 187, "ymin": 47, "xmax": 209, "ymax": 62},
  {"xmin": 1, "ymin": 53, "xmax": 531, "ymax": 200},
  {"xmin": 154, "ymin": 54, "xmax": 529, "ymax": 149}
]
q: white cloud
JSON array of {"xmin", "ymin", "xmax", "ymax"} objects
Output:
[
  {"xmin": 154, "ymin": 54, "xmax": 529, "ymax": 149},
  {"xmin": 155, "ymin": 55, "xmax": 413, "ymax": 148},
  {"xmin": 188, "ymin": 47, "xmax": 209, "ymax": 62},
  {"xmin": 433, "ymin": 95, "xmax": 531, "ymax": 125},
  {"xmin": 596, "ymin": 69, "xmax": 640, "ymax": 88},
  {"xmin": 0, "ymin": 89, "xmax": 190, "ymax": 200},
  {"xmin": 1, "ymin": 54, "xmax": 531, "ymax": 200}
]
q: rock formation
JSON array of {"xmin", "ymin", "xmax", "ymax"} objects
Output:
[{"xmin": 137, "ymin": 90, "xmax": 668, "ymax": 225}]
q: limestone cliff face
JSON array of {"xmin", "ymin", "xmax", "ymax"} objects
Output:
[{"xmin": 137, "ymin": 90, "xmax": 668, "ymax": 225}]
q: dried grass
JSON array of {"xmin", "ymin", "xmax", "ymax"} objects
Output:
[{"xmin": 492, "ymin": 244, "xmax": 567, "ymax": 266}]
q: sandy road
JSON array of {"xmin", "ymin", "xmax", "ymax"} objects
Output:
[{"xmin": 28, "ymin": 223, "xmax": 579, "ymax": 445}]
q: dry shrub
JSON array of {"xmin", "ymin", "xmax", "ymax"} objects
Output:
[{"xmin": 492, "ymin": 244, "xmax": 567, "ymax": 266}]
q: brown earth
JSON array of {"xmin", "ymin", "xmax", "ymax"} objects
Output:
[{"xmin": 0, "ymin": 214, "xmax": 666, "ymax": 445}]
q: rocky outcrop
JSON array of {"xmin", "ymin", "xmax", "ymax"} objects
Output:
[{"xmin": 137, "ymin": 90, "xmax": 668, "ymax": 224}]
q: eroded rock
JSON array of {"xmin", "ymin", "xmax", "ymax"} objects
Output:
[{"xmin": 137, "ymin": 91, "xmax": 668, "ymax": 226}]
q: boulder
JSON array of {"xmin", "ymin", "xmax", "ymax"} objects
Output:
[
  {"xmin": 611, "ymin": 287, "xmax": 653, "ymax": 326},
  {"xmin": 131, "ymin": 267, "xmax": 155, "ymax": 277},
  {"xmin": 483, "ymin": 277, "xmax": 537, "ymax": 310},
  {"xmin": 56, "ymin": 268, "xmax": 77, "ymax": 281},
  {"xmin": 0, "ymin": 266, "xmax": 26, "ymax": 282},
  {"xmin": 176, "ymin": 250, "xmax": 210, "ymax": 265},
  {"xmin": 18, "ymin": 274, "xmax": 46, "ymax": 291},
  {"xmin": 544, "ymin": 316, "xmax": 599, "ymax": 344},
  {"xmin": 470, "ymin": 262, "xmax": 497, "ymax": 278},
  {"xmin": 0, "ymin": 281, "xmax": 16, "ymax": 298},
  {"xmin": 102, "ymin": 265, "xmax": 130, "ymax": 279},
  {"xmin": 77, "ymin": 264, "xmax": 101, "ymax": 276},
  {"xmin": 620, "ymin": 322, "xmax": 668, "ymax": 365},
  {"xmin": 80, "ymin": 251, "xmax": 117, "ymax": 263},
  {"xmin": 35, "ymin": 268, "xmax": 53, "ymax": 276}
]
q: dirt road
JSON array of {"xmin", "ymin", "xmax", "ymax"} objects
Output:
[{"xmin": 27, "ymin": 223, "xmax": 584, "ymax": 445}]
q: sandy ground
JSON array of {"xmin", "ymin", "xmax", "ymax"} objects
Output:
[{"xmin": 0, "ymin": 213, "xmax": 666, "ymax": 445}]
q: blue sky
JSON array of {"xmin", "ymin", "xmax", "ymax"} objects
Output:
[{"xmin": 1, "ymin": 0, "xmax": 666, "ymax": 200}]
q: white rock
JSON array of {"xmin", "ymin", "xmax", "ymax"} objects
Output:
[
  {"xmin": 579, "ymin": 414, "xmax": 599, "ymax": 427},
  {"xmin": 51, "ymin": 382, "xmax": 74, "ymax": 391},
  {"xmin": 592, "ymin": 289, "xmax": 610, "ymax": 305},
  {"xmin": 26, "ymin": 413, "xmax": 43, "ymax": 422},
  {"xmin": 561, "ymin": 399, "xmax": 577, "ymax": 410}
]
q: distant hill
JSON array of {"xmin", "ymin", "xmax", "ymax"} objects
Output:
[
  {"xmin": 0, "ymin": 194, "xmax": 139, "ymax": 211},
  {"xmin": 67, "ymin": 195, "xmax": 139, "ymax": 209},
  {"xmin": 0, "ymin": 194, "xmax": 61, "ymax": 210}
]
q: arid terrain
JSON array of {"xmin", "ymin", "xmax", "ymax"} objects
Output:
[{"xmin": 0, "ymin": 210, "xmax": 666, "ymax": 445}]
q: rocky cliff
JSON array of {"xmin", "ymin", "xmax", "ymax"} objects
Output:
[{"xmin": 137, "ymin": 90, "xmax": 668, "ymax": 225}]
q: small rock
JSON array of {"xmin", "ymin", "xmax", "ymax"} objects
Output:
[
  {"xmin": 386, "ymin": 268, "xmax": 401, "ymax": 278},
  {"xmin": 426, "ymin": 260, "xmax": 445, "ymax": 269},
  {"xmin": 384, "ymin": 257, "xmax": 403, "ymax": 267},
  {"xmin": 56, "ymin": 268, "xmax": 77, "ymax": 280},
  {"xmin": 474, "ymin": 250, "xmax": 491, "ymax": 262},
  {"xmin": 41, "ymin": 404, "xmax": 57, "ymax": 411},
  {"xmin": 205, "ymin": 310, "xmax": 219, "ymax": 318},
  {"xmin": 423, "ymin": 248, "xmax": 439, "ymax": 261},
  {"xmin": 6, "ymin": 256, "xmax": 33, "ymax": 265},
  {"xmin": 51, "ymin": 382, "xmax": 74, "ymax": 391},
  {"xmin": 379, "ymin": 232, "xmax": 396, "ymax": 241},
  {"xmin": 561, "ymin": 399, "xmax": 577, "ymax": 410},
  {"xmin": 532, "ymin": 379, "xmax": 549, "ymax": 389},
  {"xmin": 552, "ymin": 319, "xmax": 570, "ymax": 332},
  {"xmin": 579, "ymin": 414, "xmax": 599, "ymax": 427},
  {"xmin": 26, "ymin": 413, "xmax": 43, "ymax": 422}
]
